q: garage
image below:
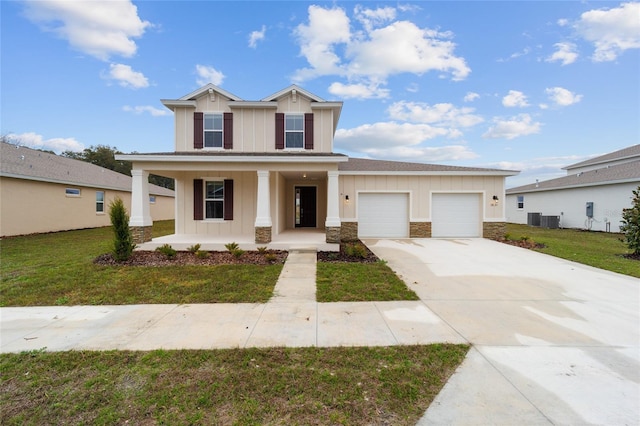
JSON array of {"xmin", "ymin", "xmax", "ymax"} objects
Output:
[
  {"xmin": 432, "ymin": 193, "xmax": 481, "ymax": 238},
  {"xmin": 358, "ymin": 193, "xmax": 409, "ymax": 238}
]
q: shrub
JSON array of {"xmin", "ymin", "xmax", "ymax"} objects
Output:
[
  {"xmin": 195, "ymin": 250, "xmax": 209, "ymax": 259},
  {"xmin": 620, "ymin": 185, "xmax": 640, "ymax": 255},
  {"xmin": 257, "ymin": 246, "xmax": 268, "ymax": 254},
  {"xmin": 231, "ymin": 248, "xmax": 245, "ymax": 259},
  {"xmin": 344, "ymin": 243, "xmax": 368, "ymax": 259},
  {"xmin": 187, "ymin": 244, "xmax": 201, "ymax": 253},
  {"xmin": 109, "ymin": 197, "xmax": 135, "ymax": 261},
  {"xmin": 225, "ymin": 242, "xmax": 240, "ymax": 252},
  {"xmin": 156, "ymin": 244, "xmax": 177, "ymax": 259},
  {"xmin": 264, "ymin": 253, "xmax": 277, "ymax": 263}
]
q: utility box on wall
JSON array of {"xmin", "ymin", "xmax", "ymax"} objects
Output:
[{"xmin": 586, "ymin": 202, "xmax": 594, "ymax": 218}]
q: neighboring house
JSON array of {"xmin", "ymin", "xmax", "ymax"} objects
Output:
[
  {"xmin": 0, "ymin": 142, "xmax": 174, "ymax": 237},
  {"xmin": 506, "ymin": 144, "xmax": 640, "ymax": 232},
  {"xmin": 117, "ymin": 84, "xmax": 518, "ymax": 245}
]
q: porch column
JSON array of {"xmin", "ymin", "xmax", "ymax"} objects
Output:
[
  {"xmin": 255, "ymin": 170, "xmax": 272, "ymax": 243},
  {"xmin": 130, "ymin": 169, "xmax": 153, "ymax": 243},
  {"xmin": 325, "ymin": 170, "xmax": 341, "ymax": 243}
]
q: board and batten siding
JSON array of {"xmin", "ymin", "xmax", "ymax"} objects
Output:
[{"xmin": 339, "ymin": 175, "xmax": 506, "ymax": 222}]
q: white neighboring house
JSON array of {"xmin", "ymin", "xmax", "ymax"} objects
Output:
[{"xmin": 506, "ymin": 144, "xmax": 640, "ymax": 232}]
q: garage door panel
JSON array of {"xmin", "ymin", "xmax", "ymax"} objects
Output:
[
  {"xmin": 358, "ymin": 193, "xmax": 409, "ymax": 238},
  {"xmin": 432, "ymin": 193, "xmax": 481, "ymax": 238}
]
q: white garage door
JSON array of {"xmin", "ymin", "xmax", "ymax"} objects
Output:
[
  {"xmin": 358, "ymin": 193, "xmax": 409, "ymax": 238},
  {"xmin": 432, "ymin": 193, "xmax": 481, "ymax": 238}
]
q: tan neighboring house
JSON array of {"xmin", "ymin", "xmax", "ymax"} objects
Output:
[
  {"xmin": 117, "ymin": 84, "xmax": 518, "ymax": 246},
  {"xmin": 0, "ymin": 141, "xmax": 174, "ymax": 237}
]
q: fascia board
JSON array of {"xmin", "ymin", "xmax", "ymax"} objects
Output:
[
  {"xmin": 506, "ymin": 178, "xmax": 640, "ymax": 194},
  {"xmin": 161, "ymin": 100, "xmax": 197, "ymax": 110},
  {"xmin": 0, "ymin": 172, "xmax": 129, "ymax": 192},
  {"xmin": 339, "ymin": 170, "xmax": 519, "ymax": 177},
  {"xmin": 228, "ymin": 101, "xmax": 278, "ymax": 108},
  {"xmin": 117, "ymin": 154, "xmax": 349, "ymax": 163}
]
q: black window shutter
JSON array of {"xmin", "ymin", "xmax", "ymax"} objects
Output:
[
  {"xmin": 223, "ymin": 112, "xmax": 233, "ymax": 149},
  {"xmin": 193, "ymin": 179, "xmax": 203, "ymax": 220},
  {"xmin": 194, "ymin": 112, "xmax": 204, "ymax": 149},
  {"xmin": 275, "ymin": 113, "xmax": 284, "ymax": 150},
  {"xmin": 304, "ymin": 113, "xmax": 314, "ymax": 149},
  {"xmin": 224, "ymin": 179, "xmax": 234, "ymax": 220}
]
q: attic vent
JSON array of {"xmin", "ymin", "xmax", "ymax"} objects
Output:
[{"xmin": 292, "ymin": 89, "xmax": 297, "ymax": 103}]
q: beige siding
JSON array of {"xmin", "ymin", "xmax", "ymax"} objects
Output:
[
  {"xmin": 0, "ymin": 177, "xmax": 174, "ymax": 237},
  {"xmin": 339, "ymin": 175, "xmax": 506, "ymax": 221},
  {"xmin": 173, "ymin": 92, "xmax": 335, "ymax": 154}
]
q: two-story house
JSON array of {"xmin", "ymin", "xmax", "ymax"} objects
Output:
[{"xmin": 119, "ymin": 84, "xmax": 517, "ymax": 249}]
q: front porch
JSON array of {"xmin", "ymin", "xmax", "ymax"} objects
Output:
[{"xmin": 135, "ymin": 229, "xmax": 340, "ymax": 252}]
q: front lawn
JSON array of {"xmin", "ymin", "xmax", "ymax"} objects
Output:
[
  {"xmin": 0, "ymin": 344, "xmax": 469, "ymax": 425},
  {"xmin": 505, "ymin": 223, "xmax": 640, "ymax": 278},
  {"xmin": 0, "ymin": 221, "xmax": 281, "ymax": 306}
]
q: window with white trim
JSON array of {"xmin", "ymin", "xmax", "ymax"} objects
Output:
[
  {"xmin": 66, "ymin": 188, "xmax": 81, "ymax": 196},
  {"xmin": 149, "ymin": 195, "xmax": 156, "ymax": 204},
  {"xmin": 205, "ymin": 181, "xmax": 224, "ymax": 219},
  {"xmin": 96, "ymin": 191, "xmax": 105, "ymax": 213},
  {"xmin": 285, "ymin": 114, "xmax": 304, "ymax": 148},
  {"xmin": 204, "ymin": 113, "xmax": 223, "ymax": 148},
  {"xmin": 517, "ymin": 195, "xmax": 524, "ymax": 209}
]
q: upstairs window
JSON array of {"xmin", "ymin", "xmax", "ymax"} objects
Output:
[
  {"xmin": 285, "ymin": 114, "xmax": 304, "ymax": 149},
  {"xmin": 204, "ymin": 113, "xmax": 223, "ymax": 148},
  {"xmin": 517, "ymin": 195, "xmax": 524, "ymax": 209}
]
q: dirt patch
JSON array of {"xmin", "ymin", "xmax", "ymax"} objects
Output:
[
  {"xmin": 498, "ymin": 239, "xmax": 546, "ymax": 250},
  {"xmin": 622, "ymin": 252, "xmax": 640, "ymax": 261},
  {"xmin": 94, "ymin": 250, "xmax": 288, "ymax": 267},
  {"xmin": 317, "ymin": 241, "xmax": 380, "ymax": 263}
]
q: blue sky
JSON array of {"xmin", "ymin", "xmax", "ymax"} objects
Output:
[{"xmin": 2, "ymin": 1, "xmax": 639, "ymax": 187}]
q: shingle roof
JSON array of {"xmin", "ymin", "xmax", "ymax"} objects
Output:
[
  {"xmin": 339, "ymin": 157, "xmax": 518, "ymax": 174},
  {"xmin": 507, "ymin": 159, "xmax": 640, "ymax": 194},
  {"xmin": 564, "ymin": 144, "xmax": 640, "ymax": 170},
  {"xmin": 0, "ymin": 142, "xmax": 174, "ymax": 196}
]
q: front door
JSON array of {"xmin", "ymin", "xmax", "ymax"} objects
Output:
[{"xmin": 295, "ymin": 186, "xmax": 317, "ymax": 228}]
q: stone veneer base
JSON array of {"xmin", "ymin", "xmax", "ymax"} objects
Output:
[
  {"xmin": 131, "ymin": 226, "xmax": 153, "ymax": 244},
  {"xmin": 325, "ymin": 227, "xmax": 341, "ymax": 244},
  {"xmin": 340, "ymin": 222, "xmax": 358, "ymax": 242},
  {"xmin": 255, "ymin": 226, "xmax": 272, "ymax": 244},
  {"xmin": 410, "ymin": 222, "xmax": 431, "ymax": 238},
  {"xmin": 483, "ymin": 222, "xmax": 506, "ymax": 240}
]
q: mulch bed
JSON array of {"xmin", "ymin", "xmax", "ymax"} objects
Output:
[
  {"xmin": 622, "ymin": 253, "xmax": 640, "ymax": 261},
  {"xmin": 498, "ymin": 239, "xmax": 546, "ymax": 250},
  {"xmin": 317, "ymin": 241, "xmax": 380, "ymax": 263},
  {"xmin": 94, "ymin": 250, "xmax": 288, "ymax": 267}
]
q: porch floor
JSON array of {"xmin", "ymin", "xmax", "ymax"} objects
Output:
[{"xmin": 136, "ymin": 229, "xmax": 340, "ymax": 252}]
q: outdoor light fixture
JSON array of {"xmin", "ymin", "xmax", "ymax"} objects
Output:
[
  {"xmin": 492, "ymin": 195, "xmax": 499, "ymax": 206},
  {"xmin": 345, "ymin": 195, "xmax": 350, "ymax": 204}
]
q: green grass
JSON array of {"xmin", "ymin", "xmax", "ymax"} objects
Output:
[
  {"xmin": 0, "ymin": 221, "xmax": 282, "ymax": 306},
  {"xmin": 506, "ymin": 223, "xmax": 640, "ymax": 278},
  {"xmin": 0, "ymin": 344, "xmax": 469, "ymax": 425},
  {"xmin": 317, "ymin": 261, "xmax": 420, "ymax": 302}
]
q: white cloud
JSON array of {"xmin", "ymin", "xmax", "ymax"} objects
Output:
[
  {"xmin": 464, "ymin": 92, "xmax": 480, "ymax": 102},
  {"xmin": 196, "ymin": 65, "xmax": 225, "ymax": 86},
  {"xmin": 335, "ymin": 121, "xmax": 451, "ymax": 151},
  {"xmin": 104, "ymin": 63, "xmax": 149, "ymax": 89},
  {"xmin": 545, "ymin": 87, "xmax": 583, "ymax": 106},
  {"xmin": 328, "ymin": 82, "xmax": 389, "ymax": 99},
  {"xmin": 387, "ymin": 101, "xmax": 483, "ymax": 128},
  {"xmin": 502, "ymin": 90, "xmax": 530, "ymax": 108},
  {"xmin": 122, "ymin": 105, "xmax": 169, "ymax": 116},
  {"xmin": 7, "ymin": 132, "xmax": 84, "ymax": 153},
  {"xmin": 546, "ymin": 42, "xmax": 578, "ymax": 65},
  {"xmin": 574, "ymin": 2, "xmax": 640, "ymax": 62},
  {"xmin": 355, "ymin": 144, "xmax": 478, "ymax": 163},
  {"xmin": 557, "ymin": 18, "xmax": 569, "ymax": 27},
  {"xmin": 22, "ymin": 0, "xmax": 150, "ymax": 61},
  {"xmin": 292, "ymin": 5, "xmax": 470, "ymax": 91},
  {"xmin": 483, "ymin": 114, "xmax": 541, "ymax": 140},
  {"xmin": 248, "ymin": 25, "xmax": 266, "ymax": 48}
]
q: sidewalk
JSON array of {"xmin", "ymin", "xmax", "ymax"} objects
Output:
[{"xmin": 0, "ymin": 250, "xmax": 465, "ymax": 353}]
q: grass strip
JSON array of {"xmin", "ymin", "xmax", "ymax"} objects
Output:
[
  {"xmin": 506, "ymin": 224, "xmax": 639, "ymax": 278},
  {"xmin": 1, "ymin": 344, "xmax": 469, "ymax": 425},
  {"xmin": 317, "ymin": 261, "xmax": 419, "ymax": 302}
]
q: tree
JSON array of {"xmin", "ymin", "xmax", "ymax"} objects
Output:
[
  {"xmin": 109, "ymin": 197, "xmax": 135, "ymax": 261},
  {"xmin": 620, "ymin": 185, "xmax": 640, "ymax": 255}
]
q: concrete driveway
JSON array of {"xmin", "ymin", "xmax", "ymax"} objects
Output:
[{"xmin": 363, "ymin": 238, "xmax": 640, "ymax": 425}]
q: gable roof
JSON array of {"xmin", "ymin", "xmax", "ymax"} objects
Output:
[
  {"xmin": 507, "ymin": 159, "xmax": 640, "ymax": 194},
  {"xmin": 563, "ymin": 144, "xmax": 640, "ymax": 170},
  {"xmin": 339, "ymin": 157, "xmax": 519, "ymax": 176},
  {"xmin": 0, "ymin": 142, "xmax": 174, "ymax": 196},
  {"xmin": 261, "ymin": 84, "xmax": 326, "ymax": 102}
]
